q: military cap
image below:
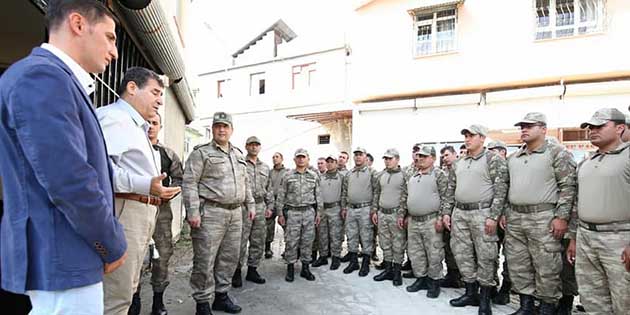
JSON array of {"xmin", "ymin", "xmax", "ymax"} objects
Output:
[
  {"xmin": 212, "ymin": 111, "xmax": 232, "ymax": 127},
  {"xmin": 382, "ymin": 148, "xmax": 400, "ymax": 159},
  {"xmin": 325, "ymin": 154, "xmax": 337, "ymax": 161},
  {"xmin": 460, "ymin": 124, "xmax": 489, "ymax": 137},
  {"xmin": 412, "ymin": 143, "xmax": 423, "ymax": 150},
  {"xmin": 353, "ymin": 147, "xmax": 367, "ymax": 154},
  {"xmin": 294, "ymin": 148, "xmax": 309, "ymax": 157},
  {"xmin": 580, "ymin": 108, "xmax": 627, "ymax": 129},
  {"xmin": 245, "ymin": 136, "xmax": 261, "ymax": 145},
  {"xmin": 487, "ymin": 140, "xmax": 507, "ymax": 150},
  {"xmin": 415, "ymin": 146, "xmax": 436, "ymax": 157},
  {"xmin": 514, "ymin": 112, "xmax": 547, "ymax": 126}
]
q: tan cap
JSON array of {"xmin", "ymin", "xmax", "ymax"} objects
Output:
[
  {"xmin": 487, "ymin": 140, "xmax": 507, "ymax": 150},
  {"xmin": 460, "ymin": 124, "xmax": 489, "ymax": 137},
  {"xmin": 514, "ymin": 112, "xmax": 547, "ymax": 126},
  {"xmin": 212, "ymin": 111, "xmax": 232, "ymax": 127},
  {"xmin": 353, "ymin": 147, "xmax": 367, "ymax": 154},
  {"xmin": 415, "ymin": 146, "xmax": 436, "ymax": 157},
  {"xmin": 580, "ymin": 108, "xmax": 627, "ymax": 129},
  {"xmin": 245, "ymin": 136, "xmax": 261, "ymax": 145},
  {"xmin": 382, "ymin": 148, "xmax": 400, "ymax": 159},
  {"xmin": 294, "ymin": 148, "xmax": 309, "ymax": 157}
]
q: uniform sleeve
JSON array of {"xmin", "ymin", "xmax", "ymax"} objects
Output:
[
  {"xmin": 264, "ymin": 167, "xmax": 275, "ymax": 210},
  {"xmin": 552, "ymin": 149, "xmax": 577, "ymax": 221},
  {"xmin": 567, "ymin": 194, "xmax": 578, "ymax": 239},
  {"xmin": 488, "ymin": 154, "xmax": 509, "ymax": 221},
  {"xmin": 167, "ymin": 147, "xmax": 183, "ymax": 187},
  {"xmin": 398, "ymin": 172, "xmax": 407, "ymax": 218},
  {"xmin": 341, "ymin": 173, "xmax": 349, "ymax": 209},
  {"xmin": 183, "ymin": 149, "xmax": 204, "ymax": 218},
  {"xmin": 244, "ymin": 169, "xmax": 256, "ymax": 213},
  {"xmin": 370, "ymin": 168, "xmax": 379, "ymax": 213},
  {"xmin": 276, "ymin": 173, "xmax": 288, "ymax": 216},
  {"xmin": 436, "ymin": 169, "xmax": 454, "ymax": 216},
  {"xmin": 314, "ymin": 175, "xmax": 323, "ymax": 216},
  {"xmin": 444, "ymin": 166, "xmax": 457, "ymax": 216}
]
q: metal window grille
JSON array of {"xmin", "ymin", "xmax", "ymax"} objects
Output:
[
  {"xmin": 534, "ymin": 0, "xmax": 605, "ymax": 40},
  {"xmin": 413, "ymin": 7, "xmax": 457, "ymax": 57}
]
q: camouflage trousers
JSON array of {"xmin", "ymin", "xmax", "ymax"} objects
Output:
[
  {"xmin": 408, "ymin": 214, "xmax": 444, "ymax": 279},
  {"xmin": 451, "ymin": 207, "xmax": 498, "ymax": 287},
  {"xmin": 575, "ymin": 225, "xmax": 630, "ymax": 315},
  {"xmin": 284, "ymin": 208, "xmax": 316, "ymax": 264},
  {"xmin": 560, "ymin": 238, "xmax": 578, "ymax": 296},
  {"xmin": 238, "ymin": 202, "xmax": 266, "ymax": 268},
  {"xmin": 151, "ymin": 201, "xmax": 174, "ymax": 293},
  {"xmin": 318, "ymin": 206, "xmax": 344, "ymax": 257},
  {"xmin": 346, "ymin": 206, "xmax": 374, "ymax": 255},
  {"xmin": 190, "ymin": 205, "xmax": 242, "ymax": 303},
  {"xmin": 505, "ymin": 209, "xmax": 562, "ymax": 303},
  {"xmin": 378, "ymin": 211, "xmax": 406, "ymax": 264}
]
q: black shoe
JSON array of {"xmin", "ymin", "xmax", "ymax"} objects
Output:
[
  {"xmin": 358, "ymin": 255, "xmax": 370, "ymax": 277},
  {"xmin": 343, "ymin": 253, "xmax": 359, "ymax": 274},
  {"xmin": 539, "ymin": 302, "xmax": 557, "ymax": 315},
  {"xmin": 286, "ymin": 264, "xmax": 295, "ymax": 282},
  {"xmin": 245, "ymin": 266, "xmax": 266, "ymax": 284},
  {"xmin": 340, "ymin": 252, "xmax": 351, "ymax": 263},
  {"xmin": 374, "ymin": 261, "xmax": 386, "ymax": 270},
  {"xmin": 492, "ymin": 279, "xmax": 510, "ymax": 305},
  {"xmin": 373, "ymin": 262, "xmax": 392, "ymax": 281},
  {"xmin": 575, "ymin": 304, "xmax": 585, "ymax": 312},
  {"xmin": 441, "ymin": 269, "xmax": 463, "ymax": 288},
  {"xmin": 426, "ymin": 278, "xmax": 441, "ymax": 299},
  {"xmin": 231, "ymin": 266, "xmax": 242, "ymax": 288},
  {"xmin": 509, "ymin": 294, "xmax": 535, "ymax": 315},
  {"xmin": 128, "ymin": 292, "xmax": 141, "ymax": 315},
  {"xmin": 312, "ymin": 256, "xmax": 328, "ymax": 267},
  {"xmin": 402, "ymin": 271, "xmax": 415, "ymax": 279},
  {"xmin": 406, "ymin": 277, "xmax": 428, "ymax": 292},
  {"xmin": 557, "ymin": 295, "xmax": 574, "ymax": 315},
  {"xmin": 196, "ymin": 302, "xmax": 213, "ymax": 315},
  {"xmin": 212, "ymin": 292, "xmax": 241, "ymax": 314},
  {"xmin": 401, "ymin": 259, "xmax": 412, "ymax": 271},
  {"xmin": 151, "ymin": 291, "xmax": 168, "ymax": 315},
  {"xmin": 300, "ymin": 263, "xmax": 316, "ymax": 281},
  {"xmin": 330, "ymin": 256, "xmax": 341, "ymax": 270},
  {"xmin": 479, "ymin": 286, "xmax": 493, "ymax": 315},
  {"xmin": 264, "ymin": 242, "xmax": 273, "ymax": 259},
  {"xmin": 449, "ymin": 282, "xmax": 480, "ymax": 307},
  {"xmin": 391, "ymin": 263, "xmax": 402, "ymax": 286}
]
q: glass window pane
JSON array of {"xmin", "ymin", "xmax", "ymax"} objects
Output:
[
  {"xmin": 436, "ymin": 18, "xmax": 455, "ymax": 53},
  {"xmin": 556, "ymin": 0, "xmax": 575, "ymax": 27},
  {"xmin": 536, "ymin": 0, "xmax": 550, "ymax": 27},
  {"xmin": 416, "ymin": 24, "xmax": 432, "ymax": 55}
]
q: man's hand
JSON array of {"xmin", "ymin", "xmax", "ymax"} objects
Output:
[
  {"xmin": 621, "ymin": 245, "xmax": 630, "ymax": 272},
  {"xmin": 499, "ymin": 215, "xmax": 507, "ymax": 230},
  {"xmin": 104, "ymin": 251, "xmax": 127, "ymax": 274},
  {"xmin": 435, "ymin": 217, "xmax": 444, "ymax": 233},
  {"xmin": 265, "ymin": 209, "xmax": 273, "ymax": 218},
  {"xmin": 442, "ymin": 215, "xmax": 451, "ymax": 231},
  {"xmin": 567, "ymin": 238, "xmax": 576, "ymax": 265},
  {"xmin": 340, "ymin": 208, "xmax": 347, "ymax": 220},
  {"xmin": 278, "ymin": 215, "xmax": 285, "ymax": 226},
  {"xmin": 484, "ymin": 218, "xmax": 497, "ymax": 235},
  {"xmin": 315, "ymin": 214, "xmax": 321, "ymax": 226},
  {"xmin": 397, "ymin": 217, "xmax": 405, "ymax": 229},
  {"xmin": 248, "ymin": 210, "xmax": 256, "ymax": 221},
  {"xmin": 187, "ymin": 215, "xmax": 201, "ymax": 229},
  {"xmin": 371, "ymin": 212, "xmax": 378, "ymax": 225},
  {"xmin": 150, "ymin": 173, "xmax": 181, "ymax": 199},
  {"xmin": 549, "ymin": 218, "xmax": 568, "ymax": 240}
]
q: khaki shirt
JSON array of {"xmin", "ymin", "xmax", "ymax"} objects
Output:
[
  {"xmin": 276, "ymin": 168, "xmax": 323, "ymax": 216},
  {"xmin": 320, "ymin": 170, "xmax": 343, "ymax": 204},
  {"xmin": 341, "ymin": 165, "xmax": 379, "ymax": 212},
  {"xmin": 246, "ymin": 158, "xmax": 273, "ymax": 208},
  {"xmin": 374, "ymin": 167, "xmax": 406, "ymax": 216},
  {"xmin": 406, "ymin": 167, "xmax": 453, "ymax": 217}
]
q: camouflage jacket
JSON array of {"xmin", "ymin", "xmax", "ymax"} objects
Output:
[
  {"xmin": 341, "ymin": 165, "xmax": 379, "ymax": 213},
  {"xmin": 246, "ymin": 158, "xmax": 274, "ymax": 209},
  {"xmin": 373, "ymin": 166, "xmax": 407, "ymax": 216},
  {"xmin": 153, "ymin": 142, "xmax": 183, "ymax": 188},
  {"xmin": 182, "ymin": 140, "xmax": 255, "ymax": 218},
  {"xmin": 275, "ymin": 168, "xmax": 323, "ymax": 216}
]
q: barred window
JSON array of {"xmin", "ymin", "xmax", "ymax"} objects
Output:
[
  {"xmin": 535, "ymin": 0, "xmax": 605, "ymax": 40},
  {"xmin": 412, "ymin": 7, "xmax": 457, "ymax": 57}
]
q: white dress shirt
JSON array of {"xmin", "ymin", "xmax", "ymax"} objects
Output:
[
  {"xmin": 96, "ymin": 99, "xmax": 160, "ymax": 195},
  {"xmin": 41, "ymin": 43, "xmax": 95, "ymax": 95}
]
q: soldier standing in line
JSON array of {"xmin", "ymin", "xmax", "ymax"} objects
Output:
[
  {"xmin": 337, "ymin": 151, "xmax": 353, "ymax": 263},
  {"xmin": 265, "ymin": 152, "xmax": 288, "ymax": 259}
]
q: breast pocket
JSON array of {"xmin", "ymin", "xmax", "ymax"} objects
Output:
[
  {"xmin": 287, "ymin": 179, "xmax": 299, "ymax": 194},
  {"xmin": 204, "ymin": 155, "xmax": 227, "ymax": 178}
]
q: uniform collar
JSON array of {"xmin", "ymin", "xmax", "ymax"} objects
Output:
[
  {"xmin": 464, "ymin": 148, "xmax": 487, "ymax": 161},
  {"xmin": 41, "ymin": 43, "xmax": 95, "ymax": 95},
  {"xmin": 352, "ymin": 165, "xmax": 369, "ymax": 172},
  {"xmin": 590, "ymin": 141, "xmax": 630, "ymax": 159},
  {"xmin": 516, "ymin": 140, "xmax": 548, "ymax": 157}
]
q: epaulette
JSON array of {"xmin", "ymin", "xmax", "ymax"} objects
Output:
[{"xmin": 193, "ymin": 142, "xmax": 211, "ymax": 150}]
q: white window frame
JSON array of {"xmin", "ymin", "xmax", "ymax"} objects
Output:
[
  {"xmin": 291, "ymin": 63, "xmax": 316, "ymax": 90},
  {"xmin": 411, "ymin": 6, "xmax": 458, "ymax": 57},
  {"xmin": 249, "ymin": 72, "xmax": 266, "ymax": 96},
  {"xmin": 534, "ymin": 0, "xmax": 606, "ymax": 40}
]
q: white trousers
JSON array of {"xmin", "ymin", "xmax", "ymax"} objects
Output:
[{"xmin": 27, "ymin": 282, "xmax": 103, "ymax": 315}]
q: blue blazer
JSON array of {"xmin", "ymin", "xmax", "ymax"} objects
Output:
[{"xmin": 0, "ymin": 47, "xmax": 127, "ymax": 293}]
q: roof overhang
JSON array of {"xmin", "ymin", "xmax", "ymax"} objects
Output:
[
  {"xmin": 407, "ymin": 0, "xmax": 465, "ymax": 16},
  {"xmin": 287, "ymin": 110, "xmax": 352, "ymax": 123}
]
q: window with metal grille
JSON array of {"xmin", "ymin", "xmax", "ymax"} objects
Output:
[
  {"xmin": 562, "ymin": 128, "xmax": 589, "ymax": 141},
  {"xmin": 412, "ymin": 7, "xmax": 457, "ymax": 57},
  {"xmin": 318, "ymin": 134, "xmax": 331, "ymax": 145},
  {"xmin": 534, "ymin": 0, "xmax": 605, "ymax": 40}
]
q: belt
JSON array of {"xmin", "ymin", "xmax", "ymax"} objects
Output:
[
  {"xmin": 287, "ymin": 205, "xmax": 312, "ymax": 211},
  {"xmin": 455, "ymin": 201, "xmax": 492, "ymax": 211},
  {"xmin": 324, "ymin": 201, "xmax": 341, "ymax": 209},
  {"xmin": 349, "ymin": 202, "xmax": 372, "ymax": 209},
  {"xmin": 410, "ymin": 212, "xmax": 439, "ymax": 223},
  {"xmin": 578, "ymin": 220, "xmax": 630, "ymax": 233},
  {"xmin": 254, "ymin": 196, "xmax": 265, "ymax": 203},
  {"xmin": 115, "ymin": 193, "xmax": 162, "ymax": 206},
  {"xmin": 511, "ymin": 203, "xmax": 556, "ymax": 213},
  {"xmin": 205, "ymin": 200, "xmax": 241, "ymax": 210},
  {"xmin": 380, "ymin": 207, "xmax": 400, "ymax": 215}
]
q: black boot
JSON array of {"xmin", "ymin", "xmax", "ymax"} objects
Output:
[
  {"xmin": 426, "ymin": 278, "xmax": 441, "ymax": 299},
  {"xmin": 401, "ymin": 259, "xmax": 412, "ymax": 271},
  {"xmin": 245, "ymin": 266, "xmax": 266, "ymax": 284},
  {"xmin": 539, "ymin": 302, "xmax": 557, "ymax": 315},
  {"xmin": 374, "ymin": 261, "xmax": 386, "ymax": 270},
  {"xmin": 373, "ymin": 261, "xmax": 393, "ymax": 281},
  {"xmin": 330, "ymin": 256, "xmax": 341, "ymax": 270},
  {"xmin": 151, "ymin": 291, "xmax": 168, "ymax": 315},
  {"xmin": 212, "ymin": 292, "xmax": 241, "ymax": 314},
  {"xmin": 340, "ymin": 252, "xmax": 351, "ymax": 263},
  {"xmin": 493, "ymin": 278, "xmax": 511, "ymax": 305},
  {"xmin": 441, "ymin": 269, "xmax": 463, "ymax": 288},
  {"xmin": 449, "ymin": 281, "xmax": 480, "ymax": 307},
  {"xmin": 406, "ymin": 276, "xmax": 428, "ymax": 292},
  {"xmin": 391, "ymin": 263, "xmax": 402, "ymax": 286},
  {"xmin": 195, "ymin": 302, "xmax": 212, "ymax": 315},
  {"xmin": 312, "ymin": 250, "xmax": 318, "ymax": 262},
  {"xmin": 479, "ymin": 286, "xmax": 493, "ymax": 315},
  {"xmin": 312, "ymin": 255, "xmax": 328, "ymax": 267},
  {"xmin": 128, "ymin": 292, "xmax": 141, "ymax": 315},
  {"xmin": 509, "ymin": 294, "xmax": 535, "ymax": 315},
  {"xmin": 285, "ymin": 264, "xmax": 295, "ymax": 282},
  {"xmin": 300, "ymin": 263, "xmax": 316, "ymax": 281},
  {"xmin": 358, "ymin": 255, "xmax": 370, "ymax": 277},
  {"xmin": 231, "ymin": 265, "xmax": 242, "ymax": 288},
  {"xmin": 557, "ymin": 295, "xmax": 574, "ymax": 315},
  {"xmin": 343, "ymin": 253, "xmax": 359, "ymax": 274},
  {"xmin": 264, "ymin": 242, "xmax": 273, "ymax": 259},
  {"xmin": 402, "ymin": 271, "xmax": 415, "ymax": 278}
]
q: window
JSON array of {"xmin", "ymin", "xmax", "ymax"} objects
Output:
[
  {"xmin": 250, "ymin": 72, "xmax": 266, "ymax": 96},
  {"xmin": 292, "ymin": 63, "xmax": 316, "ymax": 90},
  {"xmin": 318, "ymin": 134, "xmax": 331, "ymax": 145},
  {"xmin": 535, "ymin": 0, "xmax": 605, "ymax": 40},
  {"xmin": 412, "ymin": 7, "xmax": 457, "ymax": 57},
  {"xmin": 217, "ymin": 79, "xmax": 226, "ymax": 98}
]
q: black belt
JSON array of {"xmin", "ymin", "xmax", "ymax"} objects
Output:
[
  {"xmin": 511, "ymin": 203, "xmax": 556, "ymax": 213},
  {"xmin": 380, "ymin": 207, "xmax": 400, "ymax": 215},
  {"xmin": 455, "ymin": 201, "xmax": 492, "ymax": 211},
  {"xmin": 254, "ymin": 196, "xmax": 264, "ymax": 203},
  {"xmin": 205, "ymin": 200, "xmax": 241, "ymax": 210},
  {"xmin": 349, "ymin": 202, "xmax": 372, "ymax": 209},
  {"xmin": 324, "ymin": 201, "xmax": 340, "ymax": 209},
  {"xmin": 287, "ymin": 205, "xmax": 312, "ymax": 211},
  {"xmin": 410, "ymin": 212, "xmax": 439, "ymax": 223},
  {"xmin": 578, "ymin": 220, "xmax": 630, "ymax": 232}
]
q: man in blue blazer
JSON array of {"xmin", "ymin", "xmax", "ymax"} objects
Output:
[{"xmin": 0, "ymin": 1, "xmax": 127, "ymax": 314}]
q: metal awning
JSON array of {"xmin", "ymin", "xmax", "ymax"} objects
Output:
[
  {"xmin": 287, "ymin": 110, "xmax": 352, "ymax": 123},
  {"xmin": 408, "ymin": 0, "xmax": 464, "ymax": 15}
]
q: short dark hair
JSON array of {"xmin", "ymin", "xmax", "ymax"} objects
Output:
[
  {"xmin": 118, "ymin": 67, "xmax": 164, "ymax": 96},
  {"xmin": 274, "ymin": 152, "xmax": 283, "ymax": 159},
  {"xmin": 440, "ymin": 145, "xmax": 456, "ymax": 155},
  {"xmin": 154, "ymin": 112, "xmax": 162, "ymax": 124},
  {"xmin": 340, "ymin": 151, "xmax": 349, "ymax": 157},
  {"xmin": 366, "ymin": 153, "xmax": 374, "ymax": 162},
  {"xmin": 459, "ymin": 144, "xmax": 467, "ymax": 150},
  {"xmin": 46, "ymin": 0, "xmax": 117, "ymax": 32}
]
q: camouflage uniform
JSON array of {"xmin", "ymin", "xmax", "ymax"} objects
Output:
[
  {"xmin": 374, "ymin": 166, "xmax": 407, "ymax": 264},
  {"xmin": 319, "ymin": 170, "xmax": 344, "ymax": 257},
  {"xmin": 184, "ymin": 140, "xmax": 255, "ymax": 304},
  {"xmin": 341, "ymin": 164, "xmax": 379, "ymax": 255},
  {"xmin": 441, "ymin": 165, "xmax": 459, "ymax": 277},
  {"xmin": 151, "ymin": 143, "xmax": 183, "ymax": 293},
  {"xmin": 267, "ymin": 165, "xmax": 288, "ymax": 243}
]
